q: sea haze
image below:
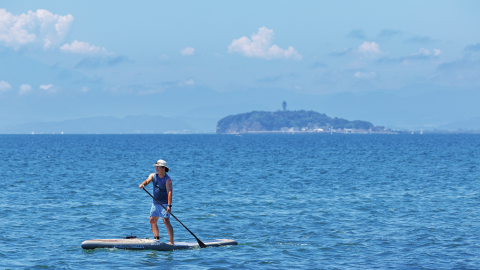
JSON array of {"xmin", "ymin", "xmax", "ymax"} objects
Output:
[
  {"xmin": 1, "ymin": 134, "xmax": 479, "ymax": 269},
  {"xmin": 0, "ymin": 115, "xmax": 218, "ymax": 134}
]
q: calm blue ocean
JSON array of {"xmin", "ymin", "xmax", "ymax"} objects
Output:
[{"xmin": 1, "ymin": 134, "xmax": 480, "ymax": 269}]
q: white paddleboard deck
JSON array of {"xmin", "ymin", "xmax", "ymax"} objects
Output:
[{"xmin": 81, "ymin": 238, "xmax": 237, "ymax": 251}]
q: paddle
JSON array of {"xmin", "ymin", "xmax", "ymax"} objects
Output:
[{"xmin": 142, "ymin": 187, "xmax": 207, "ymax": 248}]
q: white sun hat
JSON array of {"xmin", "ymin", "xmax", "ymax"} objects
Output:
[{"xmin": 153, "ymin": 159, "xmax": 169, "ymax": 171}]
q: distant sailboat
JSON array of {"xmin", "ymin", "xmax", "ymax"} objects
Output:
[{"xmin": 420, "ymin": 129, "xmax": 423, "ymax": 134}]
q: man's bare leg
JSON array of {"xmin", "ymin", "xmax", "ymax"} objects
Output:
[
  {"xmin": 150, "ymin": 216, "xmax": 160, "ymax": 238},
  {"xmin": 163, "ymin": 217, "xmax": 174, "ymax": 245}
]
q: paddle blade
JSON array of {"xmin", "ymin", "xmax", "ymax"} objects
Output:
[{"xmin": 197, "ymin": 239, "xmax": 207, "ymax": 248}]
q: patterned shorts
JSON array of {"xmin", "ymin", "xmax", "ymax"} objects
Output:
[{"xmin": 150, "ymin": 203, "xmax": 171, "ymax": 218}]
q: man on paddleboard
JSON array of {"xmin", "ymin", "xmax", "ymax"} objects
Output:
[{"xmin": 138, "ymin": 159, "xmax": 174, "ymax": 245}]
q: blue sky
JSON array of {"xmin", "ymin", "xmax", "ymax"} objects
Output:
[{"xmin": 1, "ymin": 1, "xmax": 480, "ymax": 126}]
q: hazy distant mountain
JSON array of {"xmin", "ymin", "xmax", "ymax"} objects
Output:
[
  {"xmin": 0, "ymin": 115, "xmax": 203, "ymax": 134},
  {"xmin": 172, "ymin": 116, "xmax": 219, "ymax": 133},
  {"xmin": 438, "ymin": 117, "xmax": 480, "ymax": 131}
]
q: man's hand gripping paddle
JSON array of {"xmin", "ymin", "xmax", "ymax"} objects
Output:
[{"xmin": 142, "ymin": 187, "xmax": 207, "ymax": 248}]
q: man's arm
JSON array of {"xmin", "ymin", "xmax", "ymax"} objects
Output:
[
  {"xmin": 166, "ymin": 178, "xmax": 173, "ymax": 213},
  {"xmin": 138, "ymin": 173, "xmax": 155, "ymax": 189}
]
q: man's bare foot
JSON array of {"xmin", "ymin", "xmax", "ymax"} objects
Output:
[{"xmin": 168, "ymin": 242, "xmax": 174, "ymax": 245}]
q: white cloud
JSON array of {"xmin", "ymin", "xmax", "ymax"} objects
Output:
[
  {"xmin": 184, "ymin": 79, "xmax": 195, "ymax": 85},
  {"xmin": 412, "ymin": 48, "xmax": 430, "ymax": 56},
  {"xmin": 39, "ymin": 84, "xmax": 57, "ymax": 93},
  {"xmin": 401, "ymin": 48, "xmax": 441, "ymax": 63},
  {"xmin": 0, "ymin": 8, "xmax": 73, "ymax": 48},
  {"xmin": 0, "ymin": 81, "xmax": 12, "ymax": 92},
  {"xmin": 81, "ymin": 86, "xmax": 90, "ymax": 92},
  {"xmin": 43, "ymin": 38, "xmax": 52, "ymax": 50},
  {"xmin": 19, "ymin": 84, "xmax": 32, "ymax": 95},
  {"xmin": 228, "ymin": 27, "xmax": 302, "ymax": 60},
  {"xmin": 173, "ymin": 79, "xmax": 196, "ymax": 87},
  {"xmin": 158, "ymin": 54, "xmax": 169, "ymax": 59},
  {"xmin": 39, "ymin": 84, "xmax": 54, "ymax": 90},
  {"xmin": 180, "ymin": 47, "xmax": 194, "ymax": 56},
  {"xmin": 60, "ymin": 40, "xmax": 109, "ymax": 54},
  {"xmin": 358, "ymin": 41, "xmax": 382, "ymax": 55},
  {"xmin": 354, "ymin": 71, "xmax": 377, "ymax": 79}
]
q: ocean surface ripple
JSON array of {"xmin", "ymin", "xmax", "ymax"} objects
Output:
[{"xmin": 1, "ymin": 134, "xmax": 479, "ymax": 269}]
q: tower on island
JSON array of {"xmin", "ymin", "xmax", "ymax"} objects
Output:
[{"xmin": 282, "ymin": 101, "xmax": 287, "ymax": 111}]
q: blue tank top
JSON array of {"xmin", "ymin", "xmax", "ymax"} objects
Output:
[{"xmin": 152, "ymin": 173, "xmax": 170, "ymax": 205}]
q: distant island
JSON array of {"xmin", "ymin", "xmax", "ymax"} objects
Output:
[{"xmin": 216, "ymin": 110, "xmax": 379, "ymax": 134}]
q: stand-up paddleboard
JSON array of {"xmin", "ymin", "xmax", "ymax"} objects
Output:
[{"xmin": 81, "ymin": 238, "xmax": 237, "ymax": 251}]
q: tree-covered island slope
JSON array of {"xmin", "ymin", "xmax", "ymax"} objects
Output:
[{"xmin": 216, "ymin": 110, "xmax": 375, "ymax": 134}]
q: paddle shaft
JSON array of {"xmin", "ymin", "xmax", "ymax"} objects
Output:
[{"xmin": 142, "ymin": 187, "xmax": 207, "ymax": 248}]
